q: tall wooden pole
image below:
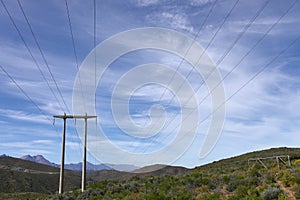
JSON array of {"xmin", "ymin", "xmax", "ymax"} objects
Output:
[
  {"xmin": 82, "ymin": 115, "xmax": 87, "ymax": 192},
  {"xmin": 59, "ymin": 114, "xmax": 66, "ymax": 194}
]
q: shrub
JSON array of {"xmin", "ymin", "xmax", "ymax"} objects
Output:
[
  {"xmin": 223, "ymin": 175, "xmax": 230, "ymax": 184},
  {"xmin": 227, "ymin": 178, "xmax": 249, "ymax": 192},
  {"xmin": 249, "ymin": 167, "xmax": 261, "ymax": 178},
  {"xmin": 278, "ymin": 193, "xmax": 287, "ymax": 200},
  {"xmin": 293, "ymin": 159, "xmax": 300, "ymax": 166},
  {"xmin": 196, "ymin": 193, "xmax": 220, "ymax": 200},
  {"xmin": 260, "ymin": 186, "xmax": 282, "ymax": 200},
  {"xmin": 281, "ymin": 169, "xmax": 294, "ymax": 187}
]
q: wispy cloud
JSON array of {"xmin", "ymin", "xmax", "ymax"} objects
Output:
[
  {"xmin": 134, "ymin": 0, "xmax": 160, "ymax": 7},
  {"xmin": 0, "ymin": 108, "xmax": 51, "ymax": 124},
  {"xmin": 188, "ymin": 0, "xmax": 213, "ymax": 6},
  {"xmin": 0, "ymin": 0, "xmax": 299, "ymax": 167},
  {"xmin": 146, "ymin": 11, "xmax": 194, "ymax": 33}
]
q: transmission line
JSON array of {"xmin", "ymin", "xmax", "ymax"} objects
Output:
[
  {"xmin": 2, "ymin": 0, "xmax": 83, "ymax": 162},
  {"xmin": 0, "ymin": 0, "xmax": 65, "ymax": 112},
  {"xmin": 156, "ymin": 35, "xmax": 299, "ymax": 164},
  {"xmin": 64, "ymin": 0, "xmax": 87, "ymax": 112},
  {"xmin": 136, "ymin": 0, "xmax": 219, "ymax": 152},
  {"xmin": 215, "ymin": 0, "xmax": 271, "ymax": 65},
  {"xmin": 0, "ymin": 64, "xmax": 51, "ymax": 122},
  {"xmin": 158, "ymin": 0, "xmax": 219, "ymax": 102},
  {"xmin": 16, "ymin": 0, "xmax": 84, "ymax": 160},
  {"xmin": 140, "ymin": 0, "xmax": 240, "ymax": 153},
  {"xmin": 2, "ymin": 0, "xmax": 80, "ymax": 160},
  {"xmin": 177, "ymin": 0, "xmax": 298, "ymax": 125},
  {"xmin": 189, "ymin": 35, "xmax": 299, "ymax": 138},
  {"xmin": 0, "ymin": 62, "xmax": 76, "ymax": 172},
  {"xmin": 196, "ymin": 0, "xmax": 297, "ymax": 107},
  {"xmin": 156, "ymin": 0, "xmax": 275, "ymax": 136},
  {"xmin": 94, "ymin": 0, "xmax": 97, "ymax": 103},
  {"xmin": 65, "ymin": 0, "xmax": 79, "ymax": 70},
  {"xmin": 159, "ymin": 7, "xmax": 299, "ymax": 160},
  {"xmin": 140, "ymin": 0, "xmax": 297, "ymax": 155},
  {"xmin": 17, "ymin": 0, "xmax": 71, "ymax": 113}
]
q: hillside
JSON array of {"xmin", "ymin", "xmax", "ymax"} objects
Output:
[
  {"xmin": 0, "ymin": 156, "xmax": 187, "ymax": 195},
  {"xmin": 1, "ymin": 147, "xmax": 300, "ymax": 199},
  {"xmin": 197, "ymin": 147, "xmax": 300, "ymax": 172},
  {"xmin": 50, "ymin": 147, "xmax": 300, "ymax": 199},
  {"xmin": 0, "ymin": 156, "xmax": 81, "ymax": 194}
]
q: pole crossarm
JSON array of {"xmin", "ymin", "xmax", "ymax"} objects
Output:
[
  {"xmin": 53, "ymin": 113, "xmax": 97, "ymax": 194},
  {"xmin": 53, "ymin": 114, "xmax": 97, "ymax": 119}
]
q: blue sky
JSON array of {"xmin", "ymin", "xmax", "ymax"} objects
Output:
[{"xmin": 0, "ymin": 0, "xmax": 299, "ymax": 168}]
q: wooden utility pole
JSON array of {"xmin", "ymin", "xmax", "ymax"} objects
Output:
[
  {"xmin": 54, "ymin": 113, "xmax": 96, "ymax": 194},
  {"xmin": 58, "ymin": 115, "xmax": 66, "ymax": 194}
]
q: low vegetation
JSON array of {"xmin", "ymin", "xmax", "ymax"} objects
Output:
[{"xmin": 1, "ymin": 147, "xmax": 300, "ymax": 199}]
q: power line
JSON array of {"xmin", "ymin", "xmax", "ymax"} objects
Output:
[
  {"xmin": 17, "ymin": 0, "xmax": 71, "ymax": 113},
  {"xmin": 0, "ymin": 63, "xmax": 63, "ymax": 151},
  {"xmin": 65, "ymin": 0, "xmax": 79, "ymax": 71},
  {"xmin": 157, "ymin": 0, "xmax": 219, "ymax": 103},
  {"xmin": 0, "ymin": 0, "xmax": 65, "ymax": 112},
  {"xmin": 136, "ymin": 0, "xmax": 219, "ymax": 153},
  {"xmin": 158, "ymin": 0, "xmax": 274, "ymax": 135},
  {"xmin": 64, "ymin": 0, "xmax": 87, "ymax": 112},
  {"xmin": 0, "ymin": 64, "xmax": 51, "ymax": 122},
  {"xmin": 161, "ymin": 0, "xmax": 300, "ymax": 155},
  {"xmin": 215, "ymin": 0, "xmax": 271, "ymax": 65},
  {"xmin": 161, "ymin": 35, "xmax": 299, "ymax": 162},
  {"xmin": 2, "ymin": 0, "xmax": 82, "ymax": 165},
  {"xmin": 195, "ymin": 0, "xmax": 240, "ymax": 67},
  {"xmin": 183, "ymin": 0, "xmax": 298, "ymax": 121},
  {"xmin": 139, "ymin": 0, "xmax": 240, "ymax": 154},
  {"xmin": 197, "ymin": 35, "xmax": 299, "ymax": 134},
  {"xmin": 94, "ymin": 0, "xmax": 97, "ymax": 99},
  {"xmin": 92, "ymin": 2, "xmax": 98, "ymax": 166},
  {"xmin": 16, "ymin": 0, "xmax": 84, "ymax": 163},
  {"xmin": 172, "ymin": 0, "xmax": 241, "ymax": 96},
  {"xmin": 140, "ymin": 0, "xmax": 297, "ymax": 156}
]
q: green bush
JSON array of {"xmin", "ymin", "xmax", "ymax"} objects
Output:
[
  {"xmin": 293, "ymin": 159, "xmax": 300, "ymax": 166},
  {"xmin": 249, "ymin": 167, "xmax": 261, "ymax": 178},
  {"xmin": 223, "ymin": 175, "xmax": 230, "ymax": 184},
  {"xmin": 260, "ymin": 186, "xmax": 282, "ymax": 200},
  {"xmin": 280, "ymin": 169, "xmax": 294, "ymax": 187},
  {"xmin": 227, "ymin": 178, "xmax": 249, "ymax": 192}
]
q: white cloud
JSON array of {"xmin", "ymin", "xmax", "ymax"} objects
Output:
[
  {"xmin": 146, "ymin": 12, "xmax": 194, "ymax": 33},
  {"xmin": 0, "ymin": 140, "xmax": 55, "ymax": 154},
  {"xmin": 0, "ymin": 108, "xmax": 51, "ymax": 124},
  {"xmin": 188, "ymin": 0, "xmax": 213, "ymax": 6},
  {"xmin": 32, "ymin": 140, "xmax": 54, "ymax": 145},
  {"xmin": 134, "ymin": 0, "xmax": 160, "ymax": 7},
  {"xmin": 0, "ymin": 0, "xmax": 299, "ymax": 167},
  {"xmin": 66, "ymin": 141, "xmax": 81, "ymax": 150}
]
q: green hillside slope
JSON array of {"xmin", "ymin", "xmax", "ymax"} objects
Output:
[
  {"xmin": 0, "ymin": 156, "xmax": 81, "ymax": 194},
  {"xmin": 50, "ymin": 147, "xmax": 300, "ymax": 200},
  {"xmin": 2, "ymin": 147, "xmax": 300, "ymax": 199}
]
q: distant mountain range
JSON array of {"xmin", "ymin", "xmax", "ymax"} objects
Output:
[{"xmin": 20, "ymin": 155, "xmax": 139, "ymax": 172}]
